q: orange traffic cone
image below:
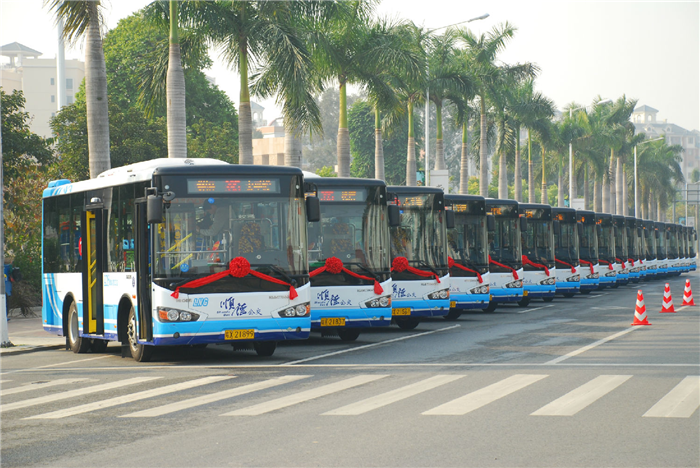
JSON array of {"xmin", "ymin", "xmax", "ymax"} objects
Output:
[
  {"xmin": 660, "ymin": 283, "xmax": 676, "ymax": 313},
  {"xmin": 632, "ymin": 290, "xmax": 651, "ymax": 326},
  {"xmin": 682, "ymin": 280, "xmax": 695, "ymax": 306}
]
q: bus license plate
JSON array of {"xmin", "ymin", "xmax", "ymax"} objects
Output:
[
  {"xmin": 450, "ymin": 301, "xmax": 456, "ymax": 308},
  {"xmin": 320, "ymin": 317, "xmax": 345, "ymax": 327},
  {"xmin": 392, "ymin": 308, "xmax": 411, "ymax": 316},
  {"xmin": 225, "ymin": 329, "xmax": 255, "ymax": 340}
]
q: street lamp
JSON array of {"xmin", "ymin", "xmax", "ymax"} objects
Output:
[
  {"xmin": 424, "ymin": 13, "xmax": 489, "ymax": 187},
  {"xmin": 634, "ymin": 136, "xmax": 665, "ymax": 218},
  {"xmin": 568, "ymin": 99, "xmax": 611, "ymax": 205}
]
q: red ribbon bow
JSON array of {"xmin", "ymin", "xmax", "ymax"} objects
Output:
[
  {"xmin": 628, "ymin": 258, "xmax": 635, "ymax": 267},
  {"xmin": 309, "ymin": 257, "xmax": 384, "ymax": 295},
  {"xmin": 616, "ymin": 258, "xmax": 627, "ymax": 269},
  {"xmin": 391, "ymin": 256, "xmax": 441, "ymax": 283},
  {"xmin": 170, "ymin": 257, "xmax": 298, "ymax": 300},
  {"xmin": 488, "ymin": 255, "xmax": 519, "ymax": 280},
  {"xmin": 448, "ymin": 256, "xmax": 483, "ymax": 283},
  {"xmin": 579, "ymin": 259, "xmax": 595, "ymax": 275},
  {"xmin": 598, "ymin": 259, "xmax": 614, "ymax": 270},
  {"xmin": 555, "ymin": 258, "xmax": 577, "ymax": 274},
  {"xmin": 521, "ymin": 255, "xmax": 550, "ymax": 276}
]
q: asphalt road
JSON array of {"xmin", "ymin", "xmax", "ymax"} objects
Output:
[{"xmin": 1, "ymin": 272, "xmax": 698, "ymax": 467}]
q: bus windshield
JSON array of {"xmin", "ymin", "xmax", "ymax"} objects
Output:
[
  {"xmin": 668, "ymin": 230, "xmax": 679, "ymax": 259},
  {"xmin": 522, "ymin": 220, "xmax": 554, "ymax": 264},
  {"xmin": 614, "ymin": 226, "xmax": 627, "ymax": 261},
  {"xmin": 598, "ymin": 225, "xmax": 615, "ymax": 261},
  {"xmin": 644, "ymin": 229, "xmax": 656, "ymax": 260},
  {"xmin": 626, "ymin": 227, "xmax": 637, "ymax": 259},
  {"xmin": 489, "ymin": 216, "xmax": 522, "ymax": 266},
  {"xmin": 391, "ymin": 193, "xmax": 448, "ymax": 271},
  {"xmin": 656, "ymin": 228, "xmax": 666, "ymax": 258},
  {"xmin": 556, "ymin": 223, "xmax": 579, "ymax": 264},
  {"xmin": 579, "ymin": 224, "xmax": 598, "ymax": 262},
  {"xmin": 154, "ymin": 196, "xmax": 307, "ymax": 280},
  {"xmin": 448, "ymin": 214, "xmax": 488, "ymax": 267}
]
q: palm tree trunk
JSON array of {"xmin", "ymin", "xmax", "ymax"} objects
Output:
[
  {"xmin": 479, "ymin": 97, "xmax": 488, "ymax": 197},
  {"xmin": 528, "ymin": 130, "xmax": 534, "ymax": 203},
  {"xmin": 583, "ymin": 163, "xmax": 590, "ymax": 210},
  {"xmin": 594, "ymin": 178, "xmax": 602, "ymax": 212},
  {"xmin": 498, "ymin": 151, "xmax": 507, "ymax": 199},
  {"xmin": 435, "ymin": 101, "xmax": 445, "ymax": 170},
  {"xmin": 609, "ymin": 151, "xmax": 616, "ymax": 214},
  {"xmin": 558, "ymin": 155, "xmax": 564, "ymax": 207},
  {"xmin": 85, "ymin": 1, "xmax": 110, "ymax": 178},
  {"xmin": 541, "ymin": 145, "xmax": 547, "ymax": 204},
  {"xmin": 284, "ymin": 123, "xmax": 302, "ymax": 168},
  {"xmin": 602, "ymin": 172, "xmax": 610, "ymax": 214},
  {"xmin": 337, "ymin": 80, "xmax": 350, "ymax": 177},
  {"xmin": 622, "ymin": 166, "xmax": 629, "ymax": 216},
  {"xmin": 238, "ymin": 42, "xmax": 253, "ymax": 164},
  {"xmin": 459, "ymin": 121, "xmax": 469, "ymax": 194},
  {"xmin": 167, "ymin": 1, "xmax": 186, "ymax": 159},
  {"xmin": 406, "ymin": 100, "xmax": 416, "ymax": 186},
  {"xmin": 657, "ymin": 200, "xmax": 663, "ymax": 222},
  {"xmin": 616, "ymin": 155, "xmax": 623, "ymax": 215},
  {"xmin": 514, "ymin": 127, "xmax": 522, "ymax": 202},
  {"xmin": 374, "ymin": 107, "xmax": 384, "ymax": 181}
]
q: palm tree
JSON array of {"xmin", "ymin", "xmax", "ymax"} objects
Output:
[
  {"xmin": 166, "ymin": 1, "xmax": 186, "ymax": 158},
  {"xmin": 46, "ymin": 0, "xmax": 110, "ymax": 177},
  {"xmin": 637, "ymin": 139, "xmax": 684, "ymax": 220}
]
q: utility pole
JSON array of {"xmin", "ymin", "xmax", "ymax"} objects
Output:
[{"xmin": 0, "ymin": 100, "xmax": 12, "ymax": 347}]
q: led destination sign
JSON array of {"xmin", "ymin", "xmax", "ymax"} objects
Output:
[
  {"xmin": 318, "ymin": 188, "xmax": 368, "ymax": 202},
  {"xmin": 187, "ymin": 178, "xmax": 280, "ymax": 194}
]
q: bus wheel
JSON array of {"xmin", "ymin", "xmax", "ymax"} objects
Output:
[
  {"xmin": 395, "ymin": 317, "xmax": 420, "ymax": 330},
  {"xmin": 90, "ymin": 339, "xmax": 109, "ymax": 353},
  {"xmin": 580, "ymin": 289, "xmax": 591, "ymax": 295},
  {"xmin": 444, "ymin": 310, "xmax": 462, "ymax": 321},
  {"xmin": 518, "ymin": 297, "xmax": 531, "ymax": 307},
  {"xmin": 563, "ymin": 293, "xmax": 576, "ymax": 298},
  {"xmin": 67, "ymin": 302, "xmax": 89, "ymax": 354},
  {"xmin": 254, "ymin": 341, "xmax": 277, "ymax": 357},
  {"xmin": 543, "ymin": 296, "xmax": 554, "ymax": 303},
  {"xmin": 127, "ymin": 306, "xmax": 153, "ymax": 362},
  {"xmin": 338, "ymin": 329, "xmax": 361, "ymax": 341},
  {"xmin": 482, "ymin": 301, "xmax": 497, "ymax": 313}
]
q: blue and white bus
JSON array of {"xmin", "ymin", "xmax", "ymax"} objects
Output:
[
  {"xmin": 445, "ymin": 194, "xmax": 490, "ymax": 318},
  {"xmin": 688, "ymin": 226, "xmax": 697, "ymax": 271},
  {"xmin": 305, "ymin": 176, "xmax": 393, "ymax": 341},
  {"xmin": 484, "ymin": 199, "xmax": 524, "ymax": 311},
  {"xmin": 519, "ymin": 203, "xmax": 556, "ymax": 305},
  {"xmin": 595, "ymin": 213, "xmax": 617, "ymax": 288},
  {"xmin": 666, "ymin": 223, "xmax": 682, "ymax": 275},
  {"xmin": 42, "ymin": 159, "xmax": 317, "ymax": 361},
  {"xmin": 624, "ymin": 217, "xmax": 641, "ymax": 282},
  {"xmin": 577, "ymin": 210, "xmax": 600, "ymax": 293},
  {"xmin": 613, "ymin": 216, "xmax": 630, "ymax": 285},
  {"xmin": 680, "ymin": 226, "xmax": 690, "ymax": 273},
  {"xmin": 388, "ymin": 186, "xmax": 450, "ymax": 329},
  {"xmin": 642, "ymin": 220, "xmax": 658, "ymax": 278},
  {"xmin": 552, "ymin": 208, "xmax": 580, "ymax": 297},
  {"xmin": 655, "ymin": 221, "xmax": 669, "ymax": 277}
]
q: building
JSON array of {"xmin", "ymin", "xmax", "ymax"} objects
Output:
[
  {"xmin": 632, "ymin": 105, "xmax": 700, "ymax": 180},
  {"xmin": 252, "ymin": 117, "xmax": 286, "ymax": 165},
  {"xmin": 1, "ymin": 42, "xmax": 85, "ymax": 139}
]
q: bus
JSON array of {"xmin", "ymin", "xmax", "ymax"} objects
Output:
[
  {"xmin": 613, "ymin": 216, "xmax": 630, "ymax": 285},
  {"xmin": 444, "ymin": 194, "xmax": 490, "ymax": 318},
  {"xmin": 666, "ymin": 223, "xmax": 681, "ymax": 275},
  {"xmin": 388, "ymin": 186, "xmax": 450, "ymax": 329},
  {"xmin": 519, "ymin": 203, "xmax": 556, "ymax": 305},
  {"xmin": 304, "ymin": 176, "xmax": 394, "ymax": 341},
  {"xmin": 655, "ymin": 221, "xmax": 669, "ymax": 277},
  {"xmin": 552, "ymin": 208, "xmax": 580, "ymax": 297},
  {"xmin": 688, "ymin": 226, "xmax": 697, "ymax": 271},
  {"xmin": 680, "ymin": 226, "xmax": 690, "ymax": 273},
  {"xmin": 642, "ymin": 220, "xmax": 658, "ymax": 278},
  {"xmin": 484, "ymin": 199, "xmax": 524, "ymax": 311},
  {"xmin": 625, "ymin": 217, "xmax": 642, "ymax": 282},
  {"xmin": 42, "ymin": 159, "xmax": 318, "ymax": 361},
  {"xmin": 577, "ymin": 210, "xmax": 600, "ymax": 293},
  {"xmin": 595, "ymin": 213, "xmax": 617, "ymax": 288}
]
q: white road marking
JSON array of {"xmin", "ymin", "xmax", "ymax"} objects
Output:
[
  {"xmin": 422, "ymin": 374, "xmax": 548, "ymax": 415},
  {"xmin": 1, "ymin": 377, "xmax": 159, "ymax": 412},
  {"xmin": 26, "ymin": 376, "xmax": 232, "ymax": 419},
  {"xmin": 531, "ymin": 375, "xmax": 631, "ymax": 416},
  {"xmin": 517, "ymin": 305, "xmax": 553, "ymax": 314},
  {"xmin": 283, "ymin": 325, "xmax": 461, "ymax": 365},
  {"xmin": 323, "ymin": 374, "xmax": 464, "ymax": 416},
  {"xmin": 643, "ymin": 376, "xmax": 700, "ymax": 418},
  {"xmin": 122, "ymin": 375, "xmax": 310, "ymax": 418},
  {"xmin": 1, "ymin": 378, "xmax": 94, "ymax": 397},
  {"xmin": 223, "ymin": 374, "xmax": 388, "ymax": 416},
  {"xmin": 590, "ymin": 306, "xmax": 629, "ymax": 310},
  {"xmin": 544, "ymin": 327, "xmax": 639, "ymax": 365},
  {"xmin": 0, "ymin": 355, "xmax": 114, "ymax": 376}
]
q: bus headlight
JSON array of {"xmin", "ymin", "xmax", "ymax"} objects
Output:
[
  {"xmin": 566, "ymin": 275, "xmax": 580, "ymax": 282},
  {"xmin": 157, "ymin": 308, "xmax": 200, "ymax": 322},
  {"xmin": 470, "ymin": 285, "xmax": 489, "ymax": 294},
  {"xmin": 505, "ymin": 280, "xmax": 522, "ymax": 288},
  {"xmin": 379, "ymin": 296, "xmax": 390, "ymax": 307},
  {"xmin": 428, "ymin": 289, "xmax": 450, "ymax": 300},
  {"xmin": 279, "ymin": 303, "xmax": 310, "ymax": 318},
  {"xmin": 586, "ymin": 273, "xmax": 599, "ymax": 279},
  {"xmin": 605, "ymin": 271, "xmax": 617, "ymax": 277},
  {"xmin": 540, "ymin": 277, "xmax": 556, "ymax": 285}
]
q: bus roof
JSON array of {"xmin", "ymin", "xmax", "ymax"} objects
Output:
[
  {"xmin": 43, "ymin": 158, "xmax": 230, "ymax": 198},
  {"xmin": 484, "ymin": 198, "xmax": 518, "ymax": 206},
  {"xmin": 595, "ymin": 212, "xmax": 613, "ymax": 220},
  {"xmin": 304, "ymin": 175, "xmax": 386, "ymax": 188},
  {"xmin": 387, "ymin": 185, "xmax": 444, "ymax": 195},
  {"xmin": 445, "ymin": 194, "xmax": 485, "ymax": 203}
]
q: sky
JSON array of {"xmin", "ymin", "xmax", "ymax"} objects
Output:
[{"xmin": 1, "ymin": 0, "xmax": 699, "ymax": 132}]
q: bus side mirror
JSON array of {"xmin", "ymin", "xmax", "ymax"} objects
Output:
[
  {"xmin": 637, "ymin": 227, "xmax": 642, "ymax": 237},
  {"xmin": 520, "ymin": 216, "xmax": 528, "ymax": 232},
  {"xmin": 388, "ymin": 205, "xmax": 400, "ymax": 227},
  {"xmin": 577, "ymin": 222, "xmax": 584, "ymax": 238},
  {"xmin": 147, "ymin": 195, "xmax": 164, "ymax": 224},
  {"xmin": 666, "ymin": 231, "xmax": 670, "ymax": 239},
  {"xmin": 655, "ymin": 230, "xmax": 660, "ymax": 239},
  {"xmin": 487, "ymin": 215, "xmax": 495, "ymax": 232},
  {"xmin": 553, "ymin": 220, "xmax": 561, "ymax": 236},
  {"xmin": 695, "ymin": 233, "xmax": 697, "ymax": 241},
  {"xmin": 597, "ymin": 225, "xmax": 603, "ymax": 237},
  {"xmin": 306, "ymin": 196, "xmax": 321, "ymax": 222},
  {"xmin": 613, "ymin": 226, "xmax": 618, "ymax": 236},
  {"xmin": 626, "ymin": 227, "xmax": 631, "ymax": 236},
  {"xmin": 446, "ymin": 210, "xmax": 455, "ymax": 229}
]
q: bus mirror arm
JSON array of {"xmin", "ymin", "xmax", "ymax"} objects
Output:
[
  {"xmin": 147, "ymin": 195, "xmax": 164, "ymax": 224},
  {"xmin": 388, "ymin": 205, "xmax": 401, "ymax": 227},
  {"xmin": 577, "ymin": 222, "xmax": 583, "ymax": 239},
  {"xmin": 554, "ymin": 220, "xmax": 561, "ymax": 236}
]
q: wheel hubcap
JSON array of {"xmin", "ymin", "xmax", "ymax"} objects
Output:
[{"xmin": 127, "ymin": 315, "xmax": 138, "ymax": 351}]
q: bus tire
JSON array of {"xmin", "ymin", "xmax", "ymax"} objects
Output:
[
  {"xmin": 127, "ymin": 306, "xmax": 153, "ymax": 362},
  {"xmin": 254, "ymin": 341, "xmax": 276, "ymax": 357},
  {"xmin": 395, "ymin": 317, "xmax": 420, "ymax": 330},
  {"xmin": 482, "ymin": 301, "xmax": 497, "ymax": 312},
  {"xmin": 563, "ymin": 293, "xmax": 576, "ymax": 298},
  {"xmin": 67, "ymin": 302, "xmax": 89, "ymax": 354},
  {"xmin": 444, "ymin": 309, "xmax": 462, "ymax": 320},
  {"xmin": 338, "ymin": 328, "xmax": 361, "ymax": 341},
  {"xmin": 517, "ymin": 297, "xmax": 531, "ymax": 307},
  {"xmin": 90, "ymin": 339, "xmax": 109, "ymax": 353},
  {"xmin": 543, "ymin": 296, "xmax": 554, "ymax": 303},
  {"xmin": 580, "ymin": 289, "xmax": 591, "ymax": 295}
]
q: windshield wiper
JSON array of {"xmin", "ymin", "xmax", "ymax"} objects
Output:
[
  {"xmin": 419, "ymin": 261, "xmax": 441, "ymax": 277},
  {"xmin": 265, "ymin": 264, "xmax": 298, "ymax": 286},
  {"xmin": 168, "ymin": 273, "xmax": 212, "ymax": 289},
  {"xmin": 342, "ymin": 262, "xmax": 380, "ymax": 280}
]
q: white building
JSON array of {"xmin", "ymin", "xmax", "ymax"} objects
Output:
[{"xmin": 1, "ymin": 42, "xmax": 85, "ymax": 138}]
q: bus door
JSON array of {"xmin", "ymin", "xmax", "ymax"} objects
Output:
[
  {"xmin": 134, "ymin": 199, "xmax": 153, "ymax": 342},
  {"xmin": 81, "ymin": 208, "xmax": 105, "ymax": 336}
]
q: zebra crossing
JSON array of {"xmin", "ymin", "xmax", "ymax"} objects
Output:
[{"xmin": 1, "ymin": 373, "xmax": 698, "ymax": 420}]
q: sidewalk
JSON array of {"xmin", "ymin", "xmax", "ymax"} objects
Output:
[{"xmin": 1, "ymin": 310, "xmax": 65, "ymax": 355}]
